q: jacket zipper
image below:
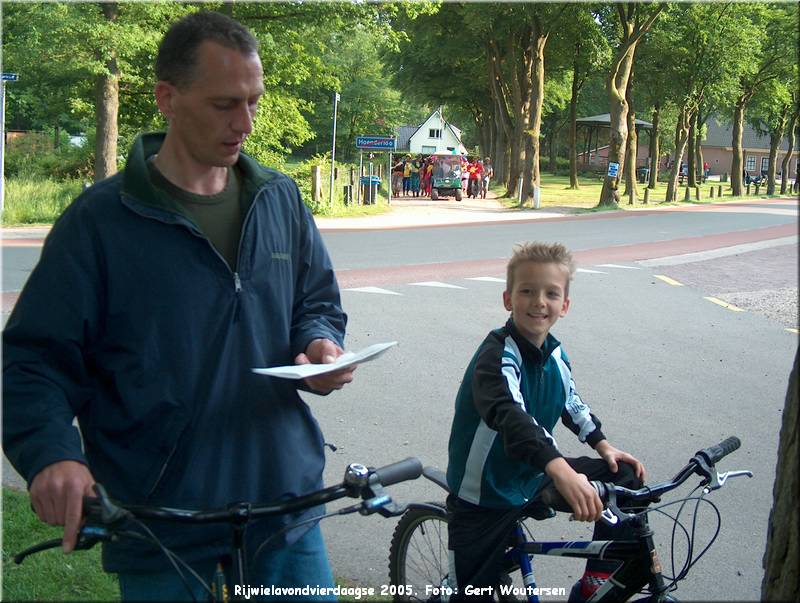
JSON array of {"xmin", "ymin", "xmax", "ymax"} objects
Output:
[
  {"xmin": 121, "ymin": 186, "xmax": 262, "ymax": 296},
  {"xmin": 146, "ymin": 440, "xmax": 181, "ymax": 499}
]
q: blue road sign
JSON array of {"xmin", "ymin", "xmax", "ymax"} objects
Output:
[
  {"xmin": 2, "ymin": 73, "xmax": 19, "ymax": 82},
  {"xmin": 356, "ymin": 136, "xmax": 396, "ymax": 150}
]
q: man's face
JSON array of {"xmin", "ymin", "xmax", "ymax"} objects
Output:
[{"xmin": 157, "ymin": 41, "xmax": 264, "ymax": 168}]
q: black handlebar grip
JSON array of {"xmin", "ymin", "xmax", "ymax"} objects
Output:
[
  {"xmin": 698, "ymin": 436, "xmax": 741, "ymax": 465},
  {"xmin": 372, "ymin": 457, "xmax": 423, "ymax": 487}
]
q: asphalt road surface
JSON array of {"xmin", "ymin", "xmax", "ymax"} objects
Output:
[{"xmin": 2, "ymin": 199, "xmax": 797, "ymax": 601}]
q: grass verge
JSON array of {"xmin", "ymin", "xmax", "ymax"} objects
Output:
[
  {"xmin": 3, "ymin": 178, "xmax": 85, "ymax": 226},
  {"xmin": 2, "ymin": 486, "xmax": 120, "ymax": 601}
]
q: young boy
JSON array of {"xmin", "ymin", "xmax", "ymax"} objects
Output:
[{"xmin": 446, "ymin": 242, "xmax": 646, "ymax": 602}]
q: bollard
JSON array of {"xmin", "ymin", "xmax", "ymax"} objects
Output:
[
  {"xmin": 643, "ymin": 188, "xmax": 650, "ymax": 204},
  {"xmin": 343, "ymin": 184, "xmax": 352, "ymax": 205},
  {"xmin": 754, "ymin": 183, "xmax": 760, "ymax": 195},
  {"xmin": 684, "ymin": 187, "xmax": 691, "ymax": 202},
  {"xmin": 533, "ymin": 186, "xmax": 541, "ymax": 209},
  {"xmin": 722, "ymin": 172, "xmax": 728, "ymax": 183},
  {"xmin": 746, "ymin": 183, "xmax": 751, "ymax": 195},
  {"xmin": 718, "ymin": 185, "xmax": 722, "ymax": 197},
  {"xmin": 517, "ymin": 176, "xmax": 524, "ymax": 206},
  {"xmin": 710, "ymin": 187, "xmax": 715, "ymax": 199},
  {"xmin": 695, "ymin": 187, "xmax": 701, "ymax": 201}
]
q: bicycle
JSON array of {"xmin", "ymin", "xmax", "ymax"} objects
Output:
[
  {"xmin": 15, "ymin": 457, "xmax": 424, "ymax": 602},
  {"xmin": 388, "ymin": 437, "xmax": 751, "ymax": 602}
]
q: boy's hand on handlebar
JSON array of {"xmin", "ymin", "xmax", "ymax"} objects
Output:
[
  {"xmin": 29, "ymin": 460, "xmax": 96, "ymax": 554},
  {"xmin": 595, "ymin": 440, "xmax": 646, "ymax": 481},
  {"xmin": 545, "ymin": 457, "xmax": 603, "ymax": 522},
  {"xmin": 296, "ymin": 338, "xmax": 356, "ymax": 394}
]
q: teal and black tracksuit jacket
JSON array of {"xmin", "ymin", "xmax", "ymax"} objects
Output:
[
  {"xmin": 447, "ymin": 318, "xmax": 606, "ymax": 509},
  {"xmin": 3, "ymin": 133, "xmax": 346, "ymax": 572}
]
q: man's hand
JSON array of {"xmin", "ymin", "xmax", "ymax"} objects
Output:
[
  {"xmin": 595, "ymin": 440, "xmax": 646, "ymax": 481},
  {"xmin": 29, "ymin": 460, "xmax": 96, "ymax": 553},
  {"xmin": 545, "ymin": 457, "xmax": 603, "ymax": 522},
  {"xmin": 295, "ymin": 338, "xmax": 355, "ymax": 394}
]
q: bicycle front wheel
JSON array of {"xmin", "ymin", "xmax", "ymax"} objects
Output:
[{"xmin": 388, "ymin": 503, "xmax": 451, "ymax": 602}]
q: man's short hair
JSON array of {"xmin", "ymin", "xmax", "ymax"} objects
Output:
[
  {"xmin": 506, "ymin": 242, "xmax": 576, "ymax": 294},
  {"xmin": 156, "ymin": 11, "xmax": 259, "ymax": 89}
]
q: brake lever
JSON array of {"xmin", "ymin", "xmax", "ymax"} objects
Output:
[
  {"xmin": 13, "ymin": 525, "xmax": 112, "ymax": 565},
  {"xmin": 703, "ymin": 469, "xmax": 753, "ymax": 493}
]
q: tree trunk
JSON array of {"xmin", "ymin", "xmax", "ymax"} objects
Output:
[
  {"xmin": 687, "ymin": 112, "xmax": 697, "ymax": 188},
  {"xmin": 780, "ymin": 109, "xmax": 798, "ymax": 195},
  {"xmin": 598, "ymin": 60, "xmax": 631, "ymax": 206},
  {"xmin": 761, "ymin": 348, "xmax": 799, "ymax": 601},
  {"xmin": 94, "ymin": 2, "xmax": 119, "ymax": 182},
  {"xmin": 767, "ymin": 106, "xmax": 789, "ymax": 196},
  {"xmin": 622, "ymin": 56, "xmax": 638, "ymax": 202},
  {"xmin": 665, "ymin": 107, "xmax": 691, "ymax": 203},
  {"xmin": 569, "ymin": 66, "xmax": 580, "ymax": 189},
  {"xmin": 648, "ymin": 105, "xmax": 660, "ymax": 189},
  {"xmin": 731, "ymin": 98, "xmax": 747, "ymax": 196},
  {"xmin": 695, "ymin": 111, "xmax": 706, "ymax": 184},
  {"xmin": 522, "ymin": 30, "xmax": 547, "ymax": 206},
  {"xmin": 548, "ymin": 133, "xmax": 557, "ymax": 174}
]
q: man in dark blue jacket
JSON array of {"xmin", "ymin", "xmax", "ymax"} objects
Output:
[{"xmin": 3, "ymin": 11, "xmax": 353, "ymax": 600}]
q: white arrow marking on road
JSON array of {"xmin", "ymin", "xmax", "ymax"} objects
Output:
[
  {"xmin": 465, "ymin": 277, "xmax": 505, "ymax": 282},
  {"xmin": 597, "ymin": 264, "xmax": 641, "ymax": 270},
  {"xmin": 344, "ymin": 287, "xmax": 402, "ymax": 295},
  {"xmin": 576, "ymin": 268, "xmax": 608, "ymax": 274},
  {"xmin": 409, "ymin": 281, "xmax": 467, "ymax": 289}
]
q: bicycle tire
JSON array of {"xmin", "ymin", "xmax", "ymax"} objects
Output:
[{"xmin": 388, "ymin": 502, "xmax": 451, "ymax": 602}]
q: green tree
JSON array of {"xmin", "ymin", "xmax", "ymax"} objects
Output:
[
  {"xmin": 596, "ymin": 2, "xmax": 664, "ymax": 207},
  {"xmin": 729, "ymin": 3, "xmax": 797, "ymax": 197}
]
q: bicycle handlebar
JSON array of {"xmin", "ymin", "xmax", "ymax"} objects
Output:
[
  {"xmin": 14, "ymin": 458, "xmax": 423, "ymax": 564},
  {"xmin": 695, "ymin": 436, "xmax": 740, "ymax": 466},
  {"xmin": 591, "ymin": 435, "xmax": 751, "ymax": 525},
  {"xmin": 371, "ymin": 457, "xmax": 423, "ymax": 487}
]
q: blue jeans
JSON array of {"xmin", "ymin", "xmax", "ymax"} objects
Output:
[{"xmin": 117, "ymin": 524, "xmax": 336, "ymax": 601}]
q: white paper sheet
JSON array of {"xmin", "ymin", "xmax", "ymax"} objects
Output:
[{"xmin": 252, "ymin": 341, "xmax": 398, "ymax": 380}]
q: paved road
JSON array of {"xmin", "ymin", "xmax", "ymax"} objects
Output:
[{"xmin": 2, "ymin": 197, "xmax": 797, "ymax": 600}]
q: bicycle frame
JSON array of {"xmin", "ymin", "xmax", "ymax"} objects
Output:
[{"xmin": 506, "ymin": 512, "xmax": 668, "ymax": 603}]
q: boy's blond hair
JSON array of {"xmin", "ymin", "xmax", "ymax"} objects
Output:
[{"xmin": 506, "ymin": 242, "xmax": 576, "ymax": 294}]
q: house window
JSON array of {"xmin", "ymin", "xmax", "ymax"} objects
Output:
[
  {"xmin": 429, "ymin": 128, "xmax": 442, "ymax": 139},
  {"xmin": 745, "ymin": 156, "xmax": 756, "ymax": 171},
  {"xmin": 760, "ymin": 157, "xmax": 769, "ymax": 173},
  {"xmin": 421, "ymin": 145, "xmax": 437, "ymax": 154}
]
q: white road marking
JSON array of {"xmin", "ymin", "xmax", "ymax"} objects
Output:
[
  {"xmin": 597, "ymin": 264, "xmax": 641, "ymax": 270},
  {"xmin": 638, "ymin": 236, "xmax": 798, "ymax": 267},
  {"xmin": 409, "ymin": 281, "xmax": 468, "ymax": 289},
  {"xmin": 465, "ymin": 277, "xmax": 505, "ymax": 282},
  {"xmin": 576, "ymin": 268, "xmax": 608, "ymax": 274},
  {"xmin": 344, "ymin": 287, "xmax": 402, "ymax": 295}
]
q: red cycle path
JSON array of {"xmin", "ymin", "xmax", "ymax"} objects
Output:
[{"xmin": 336, "ymin": 223, "xmax": 797, "ymax": 289}]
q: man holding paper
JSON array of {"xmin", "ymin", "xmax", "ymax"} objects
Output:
[{"xmin": 3, "ymin": 11, "xmax": 353, "ymax": 600}]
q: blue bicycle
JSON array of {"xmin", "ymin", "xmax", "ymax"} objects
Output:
[{"xmin": 388, "ymin": 437, "xmax": 751, "ymax": 602}]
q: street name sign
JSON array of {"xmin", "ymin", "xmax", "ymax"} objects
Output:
[
  {"xmin": 2, "ymin": 73, "xmax": 19, "ymax": 81},
  {"xmin": 356, "ymin": 136, "xmax": 396, "ymax": 150}
]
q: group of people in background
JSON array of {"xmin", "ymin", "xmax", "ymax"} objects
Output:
[{"xmin": 392, "ymin": 154, "xmax": 494, "ymax": 199}]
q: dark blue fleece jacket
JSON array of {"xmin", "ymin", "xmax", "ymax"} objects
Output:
[{"xmin": 3, "ymin": 133, "xmax": 347, "ymax": 572}]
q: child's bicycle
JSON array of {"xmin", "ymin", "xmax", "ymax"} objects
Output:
[
  {"xmin": 388, "ymin": 437, "xmax": 751, "ymax": 602},
  {"xmin": 14, "ymin": 457, "xmax": 423, "ymax": 602}
]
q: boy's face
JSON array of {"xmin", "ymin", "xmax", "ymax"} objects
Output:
[{"xmin": 503, "ymin": 261, "xmax": 570, "ymax": 348}]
